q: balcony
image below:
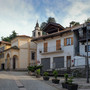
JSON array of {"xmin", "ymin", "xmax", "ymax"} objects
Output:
[
  {"xmin": 39, "ymin": 46, "xmax": 64, "ymax": 55},
  {"xmin": 79, "ymin": 35, "xmax": 90, "ymax": 42}
]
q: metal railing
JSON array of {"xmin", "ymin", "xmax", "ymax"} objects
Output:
[
  {"xmin": 39, "ymin": 46, "xmax": 64, "ymax": 53},
  {"xmin": 79, "ymin": 35, "xmax": 90, "ymax": 40}
]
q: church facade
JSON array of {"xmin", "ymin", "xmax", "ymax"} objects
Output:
[{"xmin": 0, "ymin": 22, "xmax": 41, "ymax": 70}]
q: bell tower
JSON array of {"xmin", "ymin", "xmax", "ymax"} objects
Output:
[{"xmin": 32, "ymin": 21, "xmax": 42, "ymax": 38}]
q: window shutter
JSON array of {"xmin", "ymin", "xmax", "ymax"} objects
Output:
[
  {"xmin": 64, "ymin": 38, "xmax": 67, "ymax": 46},
  {"xmin": 56, "ymin": 40, "xmax": 61, "ymax": 50},
  {"xmin": 44, "ymin": 42, "xmax": 48, "ymax": 52},
  {"xmin": 71, "ymin": 37, "xmax": 73, "ymax": 45}
]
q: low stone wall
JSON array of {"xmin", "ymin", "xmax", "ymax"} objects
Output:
[{"xmin": 45, "ymin": 66, "xmax": 90, "ymax": 78}]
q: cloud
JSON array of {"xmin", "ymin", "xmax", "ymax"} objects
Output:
[
  {"xmin": 45, "ymin": 9, "xmax": 55, "ymax": 17},
  {"xmin": 0, "ymin": 0, "xmax": 90, "ymax": 40},
  {"xmin": 0, "ymin": 0, "xmax": 39, "ymax": 40},
  {"xmin": 62, "ymin": 0, "xmax": 90, "ymax": 27}
]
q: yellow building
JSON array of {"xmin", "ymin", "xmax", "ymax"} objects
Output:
[
  {"xmin": 4, "ymin": 35, "xmax": 37, "ymax": 70},
  {"xmin": 0, "ymin": 41, "xmax": 11, "ymax": 70}
]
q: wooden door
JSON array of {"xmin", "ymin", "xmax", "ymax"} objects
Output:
[{"xmin": 67, "ymin": 56, "xmax": 71, "ymax": 68}]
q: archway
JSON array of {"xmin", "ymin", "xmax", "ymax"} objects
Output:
[
  {"xmin": 7, "ymin": 54, "xmax": 10, "ymax": 70},
  {"xmin": 13, "ymin": 55, "xmax": 18, "ymax": 69}
]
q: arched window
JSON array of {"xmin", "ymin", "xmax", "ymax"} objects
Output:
[{"xmin": 38, "ymin": 32, "xmax": 40, "ymax": 36}]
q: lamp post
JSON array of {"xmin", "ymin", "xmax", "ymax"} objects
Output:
[{"xmin": 86, "ymin": 22, "xmax": 90, "ymax": 83}]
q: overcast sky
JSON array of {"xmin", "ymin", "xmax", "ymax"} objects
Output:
[{"xmin": 0, "ymin": 0, "xmax": 90, "ymax": 40}]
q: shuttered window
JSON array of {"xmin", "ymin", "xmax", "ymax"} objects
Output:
[
  {"xmin": 71, "ymin": 37, "xmax": 73, "ymax": 45},
  {"xmin": 56, "ymin": 40, "xmax": 61, "ymax": 50},
  {"xmin": 64, "ymin": 37, "xmax": 73, "ymax": 46},
  {"xmin": 67, "ymin": 38, "xmax": 71, "ymax": 45},
  {"xmin": 44, "ymin": 42, "xmax": 48, "ymax": 52},
  {"xmin": 64, "ymin": 38, "xmax": 67, "ymax": 46},
  {"xmin": 85, "ymin": 45, "xmax": 90, "ymax": 52}
]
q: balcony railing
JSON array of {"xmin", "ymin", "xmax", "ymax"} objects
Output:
[
  {"xmin": 39, "ymin": 46, "xmax": 64, "ymax": 54},
  {"xmin": 79, "ymin": 34, "xmax": 90, "ymax": 42}
]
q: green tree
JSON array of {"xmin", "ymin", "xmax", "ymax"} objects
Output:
[
  {"xmin": 70, "ymin": 21, "xmax": 80, "ymax": 27},
  {"xmin": 1, "ymin": 30, "xmax": 17, "ymax": 42},
  {"xmin": 40, "ymin": 22, "xmax": 47, "ymax": 30},
  {"xmin": 85, "ymin": 17, "xmax": 90, "ymax": 23},
  {"xmin": 40, "ymin": 17, "xmax": 56, "ymax": 35},
  {"xmin": 47, "ymin": 17, "xmax": 56, "ymax": 23}
]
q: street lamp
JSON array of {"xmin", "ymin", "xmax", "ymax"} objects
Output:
[{"xmin": 86, "ymin": 22, "xmax": 90, "ymax": 83}]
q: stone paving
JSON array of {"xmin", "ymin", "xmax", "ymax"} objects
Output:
[
  {"xmin": 0, "ymin": 71, "xmax": 90, "ymax": 90},
  {"xmin": 0, "ymin": 71, "xmax": 58, "ymax": 90},
  {"xmin": 31, "ymin": 75, "xmax": 90, "ymax": 90}
]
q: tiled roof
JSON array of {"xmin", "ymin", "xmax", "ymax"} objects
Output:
[
  {"xmin": 0, "ymin": 41, "xmax": 11, "ymax": 45},
  {"xmin": 32, "ymin": 27, "xmax": 71, "ymax": 41},
  {"xmin": 3, "ymin": 46, "xmax": 19, "ymax": 52},
  {"xmin": 17, "ymin": 35, "xmax": 30, "ymax": 38},
  {"xmin": 43, "ymin": 22, "xmax": 65, "ymax": 31},
  {"xmin": 32, "ymin": 23, "xmax": 86, "ymax": 41}
]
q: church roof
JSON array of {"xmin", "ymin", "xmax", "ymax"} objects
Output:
[
  {"xmin": 36, "ymin": 21, "xmax": 39, "ymax": 27},
  {"xmin": 0, "ymin": 41, "xmax": 11, "ymax": 45},
  {"xmin": 3, "ymin": 46, "xmax": 19, "ymax": 52}
]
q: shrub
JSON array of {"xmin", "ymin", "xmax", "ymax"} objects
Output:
[
  {"xmin": 64, "ymin": 73, "xmax": 68, "ymax": 83},
  {"xmin": 67, "ymin": 77, "xmax": 73, "ymax": 84},
  {"xmin": 43, "ymin": 72, "xmax": 49, "ymax": 76},
  {"xmin": 28, "ymin": 66, "xmax": 35, "ymax": 72},
  {"xmin": 27, "ymin": 65, "xmax": 43, "ymax": 72},
  {"xmin": 36, "ymin": 69, "xmax": 40, "ymax": 75},
  {"xmin": 36, "ymin": 65, "xmax": 43, "ymax": 69},
  {"xmin": 53, "ymin": 70, "xmax": 58, "ymax": 79}
]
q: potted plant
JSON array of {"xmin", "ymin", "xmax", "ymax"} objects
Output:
[
  {"xmin": 43, "ymin": 72, "xmax": 49, "ymax": 81},
  {"xmin": 52, "ymin": 70, "xmax": 60, "ymax": 84},
  {"xmin": 62, "ymin": 73, "xmax": 69, "ymax": 88},
  {"xmin": 36, "ymin": 69, "xmax": 40, "ymax": 78},
  {"xmin": 67, "ymin": 77, "xmax": 78, "ymax": 90},
  {"xmin": 28, "ymin": 66, "xmax": 35, "ymax": 76}
]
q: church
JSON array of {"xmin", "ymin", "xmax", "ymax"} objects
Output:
[{"xmin": 0, "ymin": 22, "xmax": 42, "ymax": 70}]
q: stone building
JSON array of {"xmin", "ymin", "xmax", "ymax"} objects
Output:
[{"xmin": 0, "ymin": 35, "xmax": 37, "ymax": 70}]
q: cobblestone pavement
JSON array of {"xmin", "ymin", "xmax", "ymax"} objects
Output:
[
  {"xmin": 0, "ymin": 71, "xmax": 60, "ymax": 90},
  {"xmin": 0, "ymin": 71, "xmax": 90, "ymax": 90},
  {"xmin": 32, "ymin": 76, "xmax": 90, "ymax": 90}
]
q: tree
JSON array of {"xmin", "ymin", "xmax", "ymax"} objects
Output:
[
  {"xmin": 70, "ymin": 21, "xmax": 80, "ymax": 27},
  {"xmin": 40, "ymin": 22, "xmax": 47, "ymax": 30},
  {"xmin": 74, "ymin": 22, "xmax": 80, "ymax": 26},
  {"xmin": 40, "ymin": 17, "xmax": 56, "ymax": 35},
  {"xmin": 47, "ymin": 17, "xmax": 56, "ymax": 23},
  {"xmin": 40, "ymin": 17, "xmax": 56, "ymax": 30},
  {"xmin": 85, "ymin": 17, "xmax": 90, "ymax": 23},
  {"xmin": 1, "ymin": 30, "xmax": 17, "ymax": 42}
]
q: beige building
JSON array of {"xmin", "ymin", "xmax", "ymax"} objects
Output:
[
  {"xmin": 0, "ymin": 41, "xmax": 11, "ymax": 69},
  {"xmin": 0, "ymin": 35, "xmax": 37, "ymax": 70}
]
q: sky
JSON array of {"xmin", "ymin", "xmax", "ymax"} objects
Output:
[{"xmin": 0, "ymin": 0, "xmax": 90, "ymax": 40}]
